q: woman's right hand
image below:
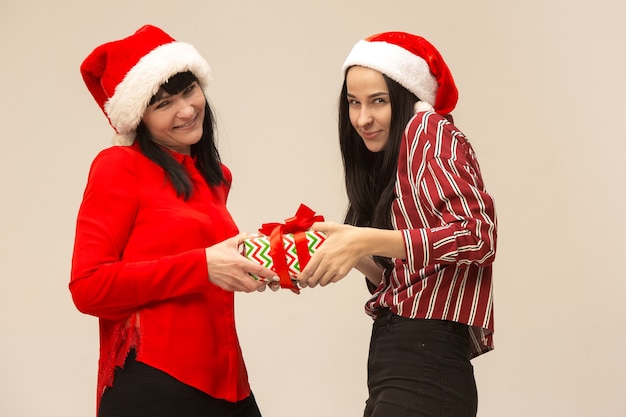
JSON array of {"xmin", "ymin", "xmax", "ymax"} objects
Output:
[
  {"xmin": 205, "ymin": 233, "xmax": 278, "ymax": 292},
  {"xmin": 297, "ymin": 222, "xmax": 404, "ymax": 288}
]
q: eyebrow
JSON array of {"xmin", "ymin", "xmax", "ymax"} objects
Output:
[
  {"xmin": 150, "ymin": 89, "xmax": 172, "ymax": 105},
  {"xmin": 347, "ymin": 92, "xmax": 390, "ymax": 99}
]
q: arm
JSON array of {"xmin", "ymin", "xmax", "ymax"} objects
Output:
[
  {"xmin": 402, "ymin": 156, "xmax": 497, "ymax": 274},
  {"xmin": 397, "ymin": 112, "xmax": 496, "ymax": 275},
  {"xmin": 354, "ymin": 255, "xmax": 385, "ymax": 287},
  {"xmin": 298, "ymin": 113, "xmax": 496, "ymax": 288},
  {"xmin": 69, "ymin": 150, "xmax": 275, "ymax": 320},
  {"xmin": 297, "ymin": 222, "xmax": 394, "ymax": 288},
  {"xmin": 69, "ymin": 150, "xmax": 213, "ymax": 320}
]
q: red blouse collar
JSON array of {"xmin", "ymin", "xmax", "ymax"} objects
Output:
[{"xmin": 131, "ymin": 141, "xmax": 197, "ymax": 164}]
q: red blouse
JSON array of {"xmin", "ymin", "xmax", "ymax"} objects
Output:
[{"xmin": 70, "ymin": 142, "xmax": 250, "ymax": 409}]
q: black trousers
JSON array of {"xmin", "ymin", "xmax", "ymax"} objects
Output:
[
  {"xmin": 98, "ymin": 350, "xmax": 262, "ymax": 417},
  {"xmin": 364, "ymin": 311, "xmax": 477, "ymax": 417}
]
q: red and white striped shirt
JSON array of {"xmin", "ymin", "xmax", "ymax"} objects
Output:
[{"xmin": 365, "ymin": 111, "xmax": 497, "ymax": 357}]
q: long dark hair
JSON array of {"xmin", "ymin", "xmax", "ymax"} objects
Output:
[
  {"xmin": 338, "ymin": 70, "xmax": 418, "ymax": 269},
  {"xmin": 135, "ymin": 71, "xmax": 226, "ymax": 200}
]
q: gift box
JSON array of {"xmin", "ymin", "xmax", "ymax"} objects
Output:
[
  {"xmin": 241, "ymin": 230, "xmax": 327, "ymax": 279},
  {"xmin": 240, "ymin": 204, "xmax": 326, "ymax": 293}
]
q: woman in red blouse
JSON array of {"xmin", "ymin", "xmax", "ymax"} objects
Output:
[
  {"xmin": 297, "ymin": 32, "xmax": 497, "ymax": 417},
  {"xmin": 71, "ymin": 25, "xmax": 277, "ymax": 417}
]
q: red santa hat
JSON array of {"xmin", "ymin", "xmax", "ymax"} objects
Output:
[
  {"xmin": 80, "ymin": 24, "xmax": 212, "ymax": 145},
  {"xmin": 342, "ymin": 31, "xmax": 458, "ymax": 115}
]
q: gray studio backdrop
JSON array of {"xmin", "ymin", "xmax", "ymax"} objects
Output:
[{"xmin": 1, "ymin": 1, "xmax": 625, "ymax": 416}]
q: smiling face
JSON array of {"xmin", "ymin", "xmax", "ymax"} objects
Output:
[
  {"xmin": 346, "ymin": 66, "xmax": 392, "ymax": 153},
  {"xmin": 141, "ymin": 81, "xmax": 206, "ymax": 155}
]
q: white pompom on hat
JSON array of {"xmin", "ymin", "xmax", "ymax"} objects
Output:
[
  {"xmin": 80, "ymin": 24, "xmax": 212, "ymax": 145},
  {"xmin": 342, "ymin": 31, "xmax": 458, "ymax": 114}
]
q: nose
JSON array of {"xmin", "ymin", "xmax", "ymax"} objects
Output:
[
  {"xmin": 176, "ymin": 98, "xmax": 195, "ymax": 118},
  {"xmin": 357, "ymin": 106, "xmax": 373, "ymax": 128}
]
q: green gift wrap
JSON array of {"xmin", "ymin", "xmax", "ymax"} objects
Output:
[{"xmin": 241, "ymin": 230, "xmax": 327, "ymax": 281}]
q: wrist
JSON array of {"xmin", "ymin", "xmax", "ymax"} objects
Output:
[{"xmin": 362, "ymin": 227, "xmax": 406, "ymax": 259}]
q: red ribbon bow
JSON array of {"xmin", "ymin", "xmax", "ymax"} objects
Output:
[{"xmin": 259, "ymin": 204, "xmax": 324, "ymax": 293}]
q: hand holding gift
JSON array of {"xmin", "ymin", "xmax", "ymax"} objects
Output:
[
  {"xmin": 240, "ymin": 204, "xmax": 326, "ymax": 294},
  {"xmin": 205, "ymin": 233, "xmax": 278, "ymax": 293},
  {"xmin": 296, "ymin": 222, "xmax": 387, "ymax": 288}
]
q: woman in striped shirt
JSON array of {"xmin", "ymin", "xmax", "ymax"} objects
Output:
[{"xmin": 298, "ymin": 32, "xmax": 497, "ymax": 417}]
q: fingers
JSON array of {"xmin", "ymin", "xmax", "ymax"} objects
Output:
[
  {"xmin": 225, "ymin": 232, "xmax": 250, "ymax": 251},
  {"xmin": 309, "ymin": 221, "xmax": 326, "ymax": 232},
  {"xmin": 249, "ymin": 263, "xmax": 278, "ymax": 282},
  {"xmin": 297, "ymin": 254, "xmax": 320, "ymax": 288},
  {"xmin": 236, "ymin": 231, "xmax": 264, "ymax": 246},
  {"xmin": 253, "ymin": 271, "xmax": 281, "ymax": 293},
  {"xmin": 229, "ymin": 274, "xmax": 267, "ymax": 293},
  {"xmin": 297, "ymin": 253, "xmax": 353, "ymax": 288},
  {"xmin": 310, "ymin": 221, "xmax": 336, "ymax": 234},
  {"xmin": 231, "ymin": 227, "xmax": 352, "ymax": 292},
  {"xmin": 298, "ymin": 259, "xmax": 337, "ymax": 288},
  {"xmin": 297, "ymin": 245, "xmax": 346, "ymax": 288},
  {"xmin": 251, "ymin": 277, "xmax": 290, "ymax": 292},
  {"xmin": 206, "ymin": 242, "xmax": 271, "ymax": 293},
  {"xmin": 236, "ymin": 267, "xmax": 278, "ymax": 293}
]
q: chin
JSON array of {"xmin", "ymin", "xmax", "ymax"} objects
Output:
[
  {"xmin": 365, "ymin": 144, "xmax": 385, "ymax": 153},
  {"xmin": 188, "ymin": 131, "xmax": 203, "ymax": 144}
]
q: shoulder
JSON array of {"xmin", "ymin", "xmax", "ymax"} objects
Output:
[
  {"xmin": 90, "ymin": 145, "xmax": 141, "ymax": 167},
  {"xmin": 87, "ymin": 145, "xmax": 151, "ymax": 186},
  {"xmin": 407, "ymin": 111, "xmax": 457, "ymax": 136},
  {"xmin": 406, "ymin": 111, "xmax": 469, "ymax": 159}
]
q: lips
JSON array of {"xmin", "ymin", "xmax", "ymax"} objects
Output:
[
  {"xmin": 360, "ymin": 130, "xmax": 380, "ymax": 140},
  {"xmin": 174, "ymin": 114, "xmax": 198, "ymax": 129}
]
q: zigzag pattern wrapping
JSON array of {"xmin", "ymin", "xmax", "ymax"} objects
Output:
[{"xmin": 242, "ymin": 231, "xmax": 327, "ymax": 280}]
